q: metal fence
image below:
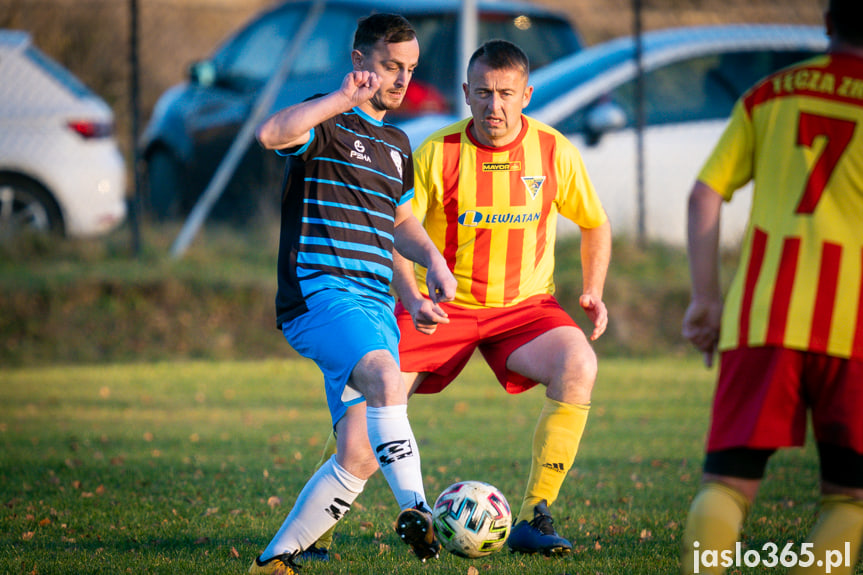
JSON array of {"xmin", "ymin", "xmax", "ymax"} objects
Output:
[{"xmin": 0, "ymin": 0, "xmax": 825, "ymax": 247}]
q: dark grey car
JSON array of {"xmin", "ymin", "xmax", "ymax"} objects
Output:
[{"xmin": 140, "ymin": 0, "xmax": 582, "ymax": 222}]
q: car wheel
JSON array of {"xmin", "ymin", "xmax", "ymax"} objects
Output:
[
  {"xmin": 146, "ymin": 148, "xmax": 183, "ymax": 220},
  {"xmin": 0, "ymin": 175, "xmax": 64, "ymax": 240}
]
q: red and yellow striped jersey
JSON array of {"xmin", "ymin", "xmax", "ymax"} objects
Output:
[
  {"xmin": 411, "ymin": 115, "xmax": 607, "ymax": 308},
  {"xmin": 699, "ymin": 52, "xmax": 863, "ymax": 359}
]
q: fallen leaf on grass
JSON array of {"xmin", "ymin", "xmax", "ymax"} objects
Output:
[
  {"xmin": 467, "ymin": 567, "xmax": 479, "ymax": 575},
  {"xmin": 639, "ymin": 528, "xmax": 652, "ymax": 541},
  {"xmin": 22, "ymin": 531, "xmax": 34, "ymax": 541},
  {"xmin": 230, "ymin": 547, "xmax": 240, "ymax": 558},
  {"xmin": 267, "ymin": 496, "xmax": 281, "ymax": 509}
]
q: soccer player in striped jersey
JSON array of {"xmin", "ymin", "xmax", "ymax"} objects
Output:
[
  {"xmin": 307, "ymin": 39, "xmax": 610, "ymax": 559},
  {"xmin": 247, "ymin": 13, "xmax": 456, "ymax": 574},
  {"xmin": 681, "ymin": 1, "xmax": 863, "ymax": 573},
  {"xmin": 395, "ymin": 39, "xmax": 611, "ymax": 556}
]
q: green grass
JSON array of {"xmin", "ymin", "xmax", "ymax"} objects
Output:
[
  {"xmin": 1, "ymin": 224, "xmax": 742, "ymax": 367},
  {"xmin": 1, "ymin": 356, "xmax": 835, "ymax": 574}
]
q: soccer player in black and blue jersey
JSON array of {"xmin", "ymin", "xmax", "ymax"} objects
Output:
[{"xmin": 248, "ymin": 13, "xmax": 456, "ymax": 575}]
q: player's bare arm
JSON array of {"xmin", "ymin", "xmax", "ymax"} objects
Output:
[
  {"xmin": 579, "ymin": 219, "xmax": 612, "ymax": 341},
  {"xmin": 392, "ymin": 204, "xmax": 456, "ymax": 334},
  {"xmin": 392, "ymin": 250, "xmax": 451, "ymax": 335},
  {"xmin": 256, "ymin": 71, "xmax": 382, "ymax": 150},
  {"xmin": 682, "ymin": 180, "xmax": 724, "ymax": 367}
]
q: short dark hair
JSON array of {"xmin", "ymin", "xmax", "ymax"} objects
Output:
[
  {"xmin": 353, "ymin": 13, "xmax": 416, "ymax": 54},
  {"xmin": 829, "ymin": 0, "xmax": 863, "ymax": 45},
  {"xmin": 468, "ymin": 39, "xmax": 530, "ymax": 77}
]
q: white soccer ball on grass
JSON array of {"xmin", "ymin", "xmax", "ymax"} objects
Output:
[{"xmin": 432, "ymin": 480, "xmax": 512, "ymax": 558}]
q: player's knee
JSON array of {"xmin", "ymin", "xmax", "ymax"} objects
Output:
[
  {"xmin": 553, "ymin": 351, "xmax": 596, "ymax": 403},
  {"xmin": 565, "ymin": 344, "xmax": 597, "ymax": 386}
]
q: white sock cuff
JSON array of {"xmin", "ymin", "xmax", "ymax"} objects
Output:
[
  {"xmin": 366, "ymin": 404, "xmax": 408, "ymax": 420},
  {"xmin": 328, "ymin": 455, "xmax": 366, "ymax": 494}
]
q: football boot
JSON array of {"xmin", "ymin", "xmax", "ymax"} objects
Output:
[
  {"xmin": 395, "ymin": 504, "xmax": 441, "ymax": 561},
  {"xmin": 248, "ymin": 551, "xmax": 301, "ymax": 574},
  {"xmin": 507, "ymin": 500, "xmax": 573, "ymax": 556}
]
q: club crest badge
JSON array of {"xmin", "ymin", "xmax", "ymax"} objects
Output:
[
  {"xmin": 521, "ymin": 176, "xmax": 546, "ymax": 200},
  {"xmin": 391, "ymin": 150, "xmax": 403, "ymax": 177}
]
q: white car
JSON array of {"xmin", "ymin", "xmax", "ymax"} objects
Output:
[
  {"xmin": 0, "ymin": 30, "xmax": 126, "ymax": 239},
  {"xmin": 402, "ymin": 25, "xmax": 828, "ymax": 245}
]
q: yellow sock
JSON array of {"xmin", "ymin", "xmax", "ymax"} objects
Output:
[
  {"xmin": 312, "ymin": 430, "xmax": 338, "ymax": 550},
  {"xmin": 681, "ymin": 482, "xmax": 750, "ymax": 575},
  {"xmin": 788, "ymin": 495, "xmax": 863, "ymax": 575},
  {"xmin": 517, "ymin": 398, "xmax": 589, "ymax": 524}
]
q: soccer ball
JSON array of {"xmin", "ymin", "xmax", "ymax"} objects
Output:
[{"xmin": 432, "ymin": 480, "xmax": 512, "ymax": 558}]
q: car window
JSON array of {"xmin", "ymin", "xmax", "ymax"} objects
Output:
[
  {"xmin": 480, "ymin": 13, "xmax": 580, "ymax": 70},
  {"xmin": 555, "ymin": 48, "xmax": 818, "ymax": 134},
  {"xmin": 213, "ymin": 6, "xmax": 354, "ymax": 86},
  {"xmin": 410, "ymin": 12, "xmax": 580, "ymax": 101},
  {"xmin": 411, "ymin": 14, "xmax": 458, "ymax": 98},
  {"xmin": 24, "ymin": 45, "xmax": 93, "ymax": 99}
]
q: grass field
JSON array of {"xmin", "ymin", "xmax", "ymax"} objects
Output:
[{"xmin": 1, "ymin": 355, "xmax": 833, "ymax": 574}]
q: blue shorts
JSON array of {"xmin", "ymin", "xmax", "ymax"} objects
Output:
[{"xmin": 281, "ymin": 290, "xmax": 400, "ymax": 425}]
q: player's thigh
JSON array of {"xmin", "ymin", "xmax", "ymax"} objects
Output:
[{"xmin": 506, "ymin": 325, "xmax": 597, "ymax": 388}]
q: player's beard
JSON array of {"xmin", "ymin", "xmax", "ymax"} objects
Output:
[{"xmin": 371, "ymin": 88, "xmax": 405, "ymax": 112}]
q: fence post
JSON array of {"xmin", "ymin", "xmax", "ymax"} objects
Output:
[
  {"xmin": 633, "ymin": 0, "xmax": 646, "ymax": 247},
  {"xmin": 129, "ymin": 0, "xmax": 142, "ymax": 256}
]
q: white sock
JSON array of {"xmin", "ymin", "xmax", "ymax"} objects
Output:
[
  {"xmin": 261, "ymin": 455, "xmax": 365, "ymax": 560},
  {"xmin": 367, "ymin": 404, "xmax": 428, "ymax": 511}
]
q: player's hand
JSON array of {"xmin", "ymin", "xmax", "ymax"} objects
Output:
[
  {"xmin": 339, "ymin": 71, "xmax": 381, "ymax": 107},
  {"xmin": 406, "ymin": 297, "xmax": 450, "ymax": 335},
  {"xmin": 425, "ymin": 257, "xmax": 457, "ymax": 305},
  {"xmin": 579, "ymin": 294, "xmax": 607, "ymax": 341},
  {"xmin": 682, "ymin": 298, "xmax": 722, "ymax": 367}
]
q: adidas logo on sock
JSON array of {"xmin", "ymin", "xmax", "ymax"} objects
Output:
[{"xmin": 542, "ymin": 462, "xmax": 565, "ymax": 473}]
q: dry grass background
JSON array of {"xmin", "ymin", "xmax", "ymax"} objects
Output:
[{"xmin": 0, "ymin": 0, "xmax": 825, "ymax": 175}]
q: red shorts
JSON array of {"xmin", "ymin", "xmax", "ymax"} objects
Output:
[
  {"xmin": 396, "ymin": 294, "xmax": 579, "ymax": 394},
  {"xmin": 707, "ymin": 346, "xmax": 863, "ymax": 454}
]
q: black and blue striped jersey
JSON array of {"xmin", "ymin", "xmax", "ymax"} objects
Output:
[{"xmin": 275, "ymin": 104, "xmax": 414, "ymax": 327}]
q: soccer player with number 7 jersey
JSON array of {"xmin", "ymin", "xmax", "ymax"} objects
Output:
[{"xmin": 681, "ymin": 1, "xmax": 863, "ymax": 573}]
